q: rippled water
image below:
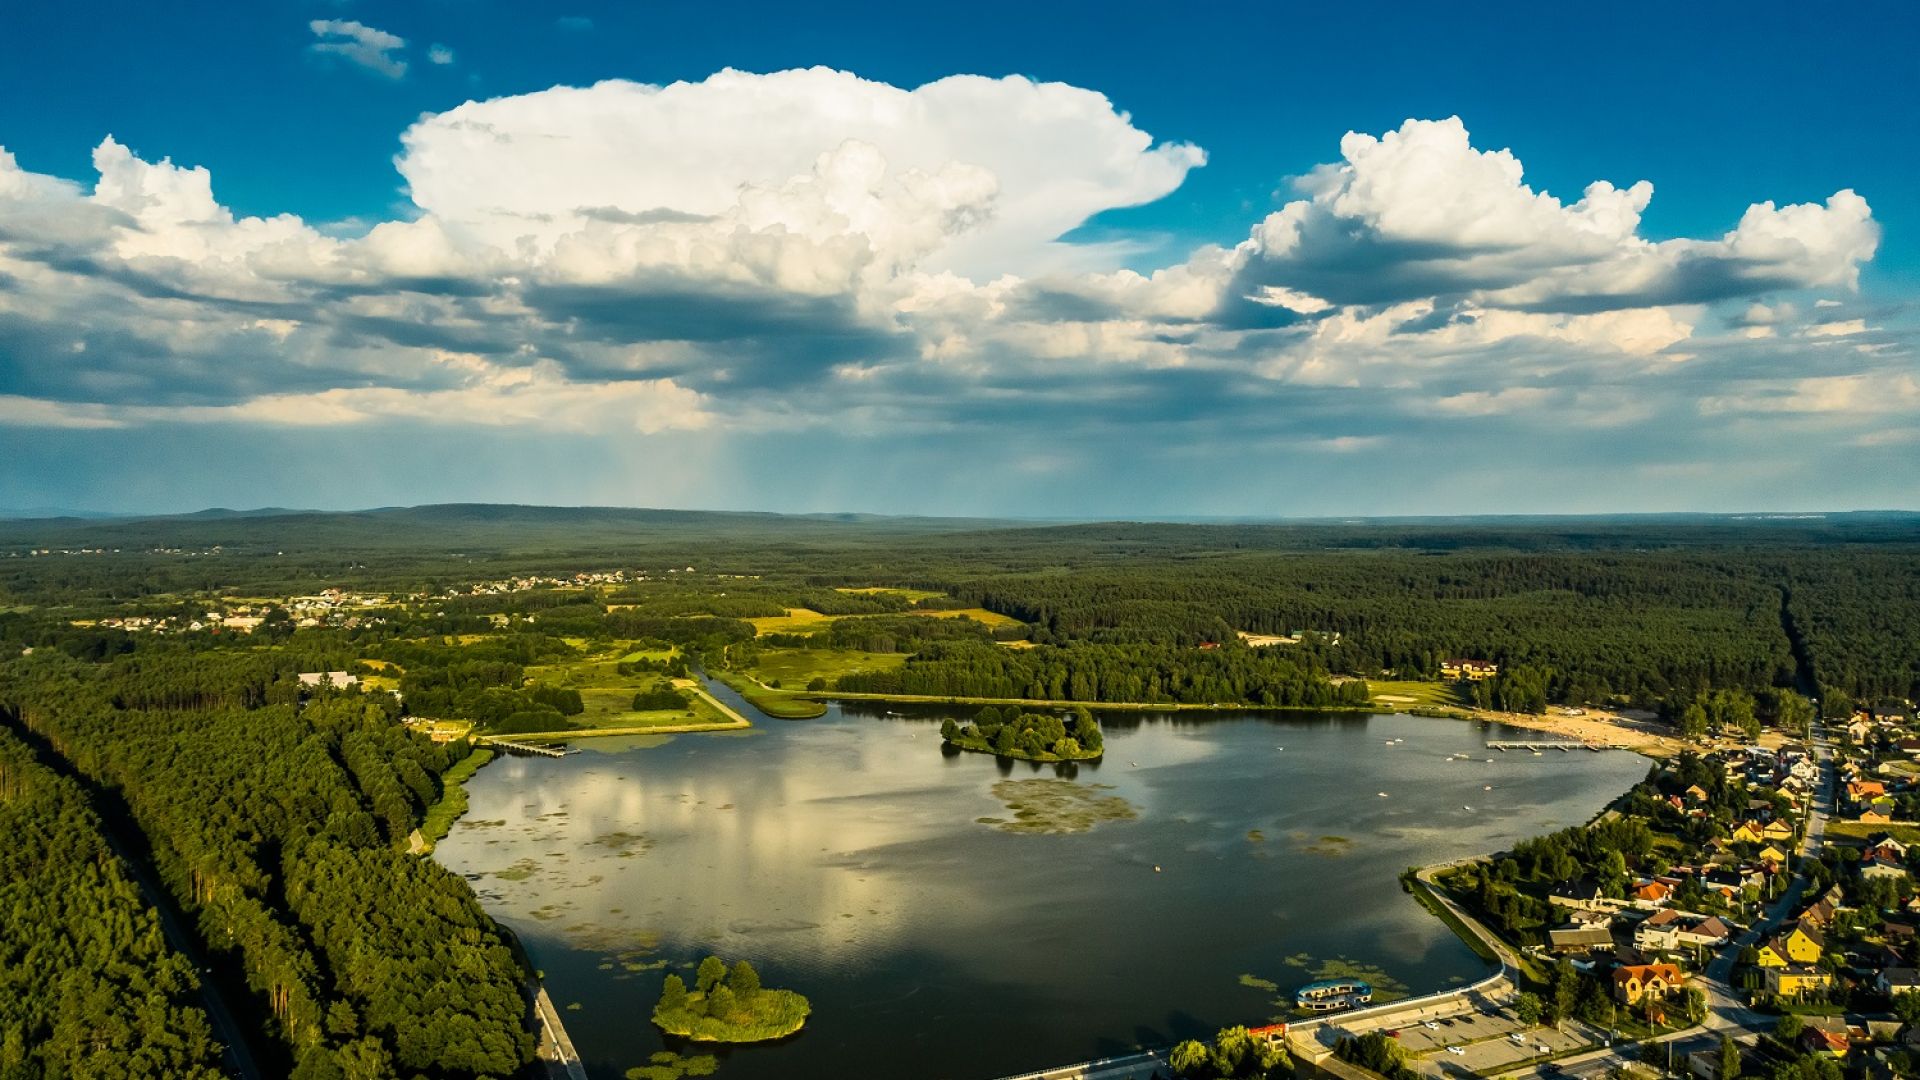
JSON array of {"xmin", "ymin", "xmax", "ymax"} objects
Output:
[{"xmin": 434, "ymin": 687, "xmax": 1645, "ymax": 1080}]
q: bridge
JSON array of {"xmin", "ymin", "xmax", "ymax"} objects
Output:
[{"xmin": 477, "ymin": 736, "xmax": 576, "ymax": 758}]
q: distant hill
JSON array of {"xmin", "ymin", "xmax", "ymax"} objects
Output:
[{"xmin": 0, "ymin": 503, "xmax": 1913, "ymax": 561}]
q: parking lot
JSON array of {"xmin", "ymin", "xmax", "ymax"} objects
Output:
[{"xmin": 1363, "ymin": 1004, "xmax": 1604, "ymax": 1078}]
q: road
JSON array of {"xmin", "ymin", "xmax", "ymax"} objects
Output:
[{"xmin": 1500, "ymin": 722, "xmax": 1835, "ymax": 1080}]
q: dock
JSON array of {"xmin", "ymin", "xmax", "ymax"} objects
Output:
[
  {"xmin": 531, "ymin": 984, "xmax": 588, "ymax": 1080},
  {"xmin": 1486, "ymin": 740, "xmax": 1622, "ymax": 752},
  {"xmin": 477, "ymin": 737, "xmax": 577, "ymax": 758}
]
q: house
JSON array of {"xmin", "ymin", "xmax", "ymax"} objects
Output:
[
  {"xmin": 1765, "ymin": 965, "xmax": 1835, "ymax": 998},
  {"xmin": 1757, "ymin": 844, "xmax": 1790, "ymax": 866},
  {"xmin": 1440, "ymin": 659, "xmax": 1499, "ymax": 681},
  {"xmin": 1755, "ymin": 939, "xmax": 1792, "ymax": 968},
  {"xmin": 1867, "ymin": 835, "xmax": 1911, "ymax": 863},
  {"xmin": 1676, "ymin": 917, "xmax": 1734, "ymax": 949},
  {"xmin": 1880, "ymin": 969, "xmax": 1920, "ymax": 996},
  {"xmin": 1550, "ymin": 924, "xmax": 1617, "ymax": 954},
  {"xmin": 1849, "ymin": 780, "xmax": 1889, "ymax": 803},
  {"xmin": 1773, "ymin": 925, "xmax": 1825, "ymax": 963},
  {"xmin": 1685, "ymin": 784, "xmax": 1711, "ymax": 804},
  {"xmin": 1550, "ymin": 878, "xmax": 1610, "ymax": 913},
  {"xmin": 1635, "ymin": 909, "xmax": 1686, "ymax": 951},
  {"xmin": 1762, "ymin": 820, "xmax": 1797, "ymax": 843},
  {"xmin": 1800, "ymin": 1027, "xmax": 1850, "ymax": 1058},
  {"xmin": 1731, "ymin": 822, "xmax": 1766, "ymax": 845},
  {"xmin": 1613, "ymin": 963, "xmax": 1685, "ymax": 1005},
  {"xmin": 1631, "ymin": 880, "xmax": 1673, "ymax": 905},
  {"xmin": 297, "ymin": 671, "xmax": 360, "ymax": 689},
  {"xmin": 1857, "ymin": 810, "xmax": 1893, "ymax": 825}
]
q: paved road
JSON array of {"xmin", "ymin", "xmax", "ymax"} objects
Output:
[{"xmin": 1500, "ymin": 723, "xmax": 1835, "ymax": 1080}]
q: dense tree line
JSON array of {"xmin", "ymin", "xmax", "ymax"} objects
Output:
[
  {"xmin": 0, "ymin": 726, "xmax": 225, "ymax": 1078},
  {"xmin": 838, "ymin": 640, "xmax": 1370, "ymax": 707},
  {"xmin": 0, "ymin": 650, "xmax": 534, "ymax": 1078},
  {"xmin": 941, "ymin": 705, "xmax": 1105, "ymax": 759}
]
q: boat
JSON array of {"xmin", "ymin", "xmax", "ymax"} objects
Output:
[{"xmin": 1295, "ymin": 979, "xmax": 1374, "ymax": 1012}]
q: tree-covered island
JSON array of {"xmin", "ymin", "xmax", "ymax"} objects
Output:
[
  {"xmin": 940, "ymin": 704, "xmax": 1105, "ymax": 761},
  {"xmin": 653, "ymin": 957, "xmax": 811, "ymax": 1043}
]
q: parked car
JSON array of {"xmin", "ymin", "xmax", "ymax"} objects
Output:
[{"xmin": 1446, "ymin": 1046, "xmax": 1465, "ymax": 1056}]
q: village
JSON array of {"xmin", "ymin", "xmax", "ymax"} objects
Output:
[{"xmin": 1293, "ymin": 697, "xmax": 1920, "ymax": 1080}]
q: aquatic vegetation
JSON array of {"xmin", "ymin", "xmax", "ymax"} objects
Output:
[
  {"xmin": 587, "ymin": 830, "xmax": 654, "ymax": 855},
  {"xmin": 492, "ymin": 858, "xmax": 540, "ymax": 881},
  {"xmin": 626, "ymin": 1050, "xmax": 720, "ymax": 1080},
  {"xmin": 976, "ymin": 779, "xmax": 1140, "ymax": 835},
  {"xmin": 1300, "ymin": 834, "xmax": 1354, "ymax": 857},
  {"xmin": 1238, "ymin": 974, "xmax": 1279, "ymax": 991}
]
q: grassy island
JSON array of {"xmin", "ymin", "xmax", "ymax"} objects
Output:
[
  {"xmin": 940, "ymin": 704, "xmax": 1105, "ymax": 761},
  {"xmin": 653, "ymin": 957, "xmax": 810, "ymax": 1043}
]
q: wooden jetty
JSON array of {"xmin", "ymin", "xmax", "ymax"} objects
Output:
[
  {"xmin": 1486, "ymin": 740, "xmax": 1623, "ymax": 753},
  {"xmin": 477, "ymin": 737, "xmax": 576, "ymax": 758}
]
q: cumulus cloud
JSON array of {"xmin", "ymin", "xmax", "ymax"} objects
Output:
[
  {"xmin": 0, "ymin": 75, "xmax": 1906, "ymax": 485},
  {"xmin": 427, "ymin": 44, "xmax": 455, "ymax": 66},
  {"xmin": 1225, "ymin": 117, "xmax": 1877, "ymax": 316},
  {"xmin": 396, "ymin": 69, "xmax": 1203, "ymax": 278},
  {"xmin": 308, "ymin": 19, "xmax": 408, "ymax": 79}
]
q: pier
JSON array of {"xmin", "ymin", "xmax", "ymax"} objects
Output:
[
  {"xmin": 1486, "ymin": 740, "xmax": 1620, "ymax": 752},
  {"xmin": 477, "ymin": 737, "xmax": 577, "ymax": 758}
]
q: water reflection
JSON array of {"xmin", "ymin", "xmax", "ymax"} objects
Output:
[{"xmin": 435, "ymin": 697, "xmax": 1645, "ymax": 1080}]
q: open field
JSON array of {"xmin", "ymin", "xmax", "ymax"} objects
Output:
[
  {"xmin": 1827, "ymin": 821, "xmax": 1920, "ymax": 844},
  {"xmin": 709, "ymin": 668, "xmax": 827, "ymax": 719},
  {"xmin": 750, "ymin": 648, "xmax": 908, "ymax": 689},
  {"xmin": 1367, "ymin": 679, "xmax": 1471, "ymax": 710},
  {"xmin": 745, "ymin": 607, "xmax": 840, "ymax": 635},
  {"xmin": 907, "ymin": 607, "xmax": 1023, "ymax": 628},
  {"xmin": 835, "ymin": 586, "xmax": 947, "ymax": 602}
]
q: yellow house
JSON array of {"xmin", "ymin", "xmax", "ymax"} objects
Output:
[
  {"xmin": 1732, "ymin": 822, "xmax": 1766, "ymax": 844},
  {"xmin": 1765, "ymin": 966, "xmax": 1834, "ymax": 998},
  {"xmin": 1755, "ymin": 941, "xmax": 1790, "ymax": 968},
  {"xmin": 1762, "ymin": 820, "xmax": 1796, "ymax": 842},
  {"xmin": 1778, "ymin": 926, "xmax": 1824, "ymax": 963},
  {"xmin": 1757, "ymin": 844, "xmax": 1790, "ymax": 865}
]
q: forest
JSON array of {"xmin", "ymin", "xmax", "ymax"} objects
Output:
[
  {"xmin": 0, "ymin": 506, "xmax": 1914, "ymax": 1076},
  {"xmin": 0, "ymin": 649, "xmax": 533, "ymax": 1079}
]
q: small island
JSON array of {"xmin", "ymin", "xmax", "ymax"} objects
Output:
[
  {"xmin": 940, "ymin": 705, "xmax": 1105, "ymax": 761},
  {"xmin": 653, "ymin": 957, "xmax": 811, "ymax": 1043}
]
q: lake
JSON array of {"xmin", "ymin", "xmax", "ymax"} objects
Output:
[{"xmin": 433, "ymin": 687, "xmax": 1646, "ymax": 1080}]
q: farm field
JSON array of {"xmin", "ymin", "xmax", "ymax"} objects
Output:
[{"xmin": 749, "ymin": 648, "xmax": 908, "ymax": 689}]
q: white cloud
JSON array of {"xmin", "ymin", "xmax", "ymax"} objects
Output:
[
  {"xmin": 0, "ymin": 81, "xmax": 1906, "ymax": 472},
  {"xmin": 395, "ymin": 69, "xmax": 1204, "ymax": 279},
  {"xmin": 308, "ymin": 19, "xmax": 408, "ymax": 79},
  {"xmin": 428, "ymin": 44, "xmax": 455, "ymax": 66},
  {"xmin": 1229, "ymin": 117, "xmax": 1878, "ymax": 315}
]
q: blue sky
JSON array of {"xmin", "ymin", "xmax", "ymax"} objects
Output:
[{"xmin": 0, "ymin": 1, "xmax": 1915, "ymax": 516}]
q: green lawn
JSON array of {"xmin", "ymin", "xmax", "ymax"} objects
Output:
[
  {"xmin": 749, "ymin": 648, "xmax": 908, "ymax": 689},
  {"xmin": 1367, "ymin": 679, "xmax": 1471, "ymax": 710},
  {"xmin": 575, "ymin": 686, "xmax": 732, "ymax": 730},
  {"xmin": 709, "ymin": 669, "xmax": 827, "ymax": 719}
]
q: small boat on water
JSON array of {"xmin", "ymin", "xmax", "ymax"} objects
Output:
[{"xmin": 1295, "ymin": 979, "xmax": 1374, "ymax": 1012}]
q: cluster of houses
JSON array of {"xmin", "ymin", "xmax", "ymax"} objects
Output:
[
  {"xmin": 1536, "ymin": 744, "xmax": 1827, "ymax": 1019},
  {"xmin": 1440, "ymin": 659, "xmax": 1500, "ymax": 681},
  {"xmin": 87, "ymin": 589, "xmax": 393, "ymax": 635},
  {"xmin": 448, "ymin": 566, "xmax": 692, "ymax": 597}
]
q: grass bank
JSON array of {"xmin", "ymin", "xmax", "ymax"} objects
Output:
[
  {"xmin": 419, "ymin": 747, "xmax": 494, "ymax": 849},
  {"xmin": 709, "ymin": 669, "xmax": 827, "ymax": 719}
]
